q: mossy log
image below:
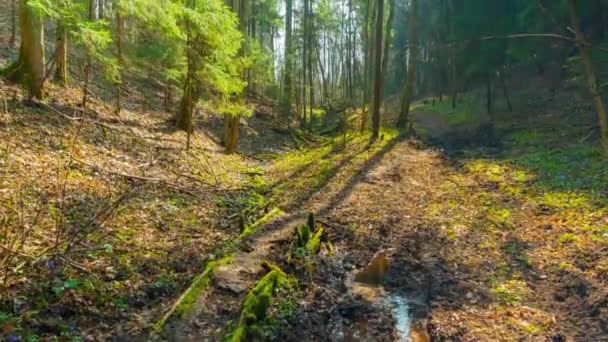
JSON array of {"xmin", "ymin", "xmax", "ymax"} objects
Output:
[{"xmin": 152, "ymin": 256, "xmax": 233, "ymax": 331}]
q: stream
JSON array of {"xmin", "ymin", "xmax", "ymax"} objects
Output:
[{"xmin": 342, "ymin": 253, "xmax": 430, "ymax": 342}]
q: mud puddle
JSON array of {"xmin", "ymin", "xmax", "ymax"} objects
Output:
[{"xmin": 342, "ymin": 252, "xmax": 430, "ymax": 342}]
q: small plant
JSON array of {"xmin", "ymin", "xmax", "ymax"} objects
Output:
[
  {"xmin": 559, "ymin": 233, "xmax": 579, "ymax": 244},
  {"xmin": 493, "ymin": 280, "xmax": 528, "ymax": 305},
  {"xmin": 229, "ymin": 262, "xmax": 295, "ymax": 341}
]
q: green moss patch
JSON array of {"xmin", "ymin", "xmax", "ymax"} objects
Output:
[
  {"xmin": 227, "ymin": 262, "xmax": 294, "ymax": 341},
  {"xmin": 153, "ymin": 255, "xmax": 233, "ymax": 331}
]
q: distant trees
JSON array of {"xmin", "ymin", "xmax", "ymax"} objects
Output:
[{"xmin": 3, "ymin": 0, "xmax": 607, "ymax": 150}]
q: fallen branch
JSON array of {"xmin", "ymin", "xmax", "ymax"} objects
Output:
[
  {"xmin": 73, "ymin": 157, "xmax": 201, "ymax": 196},
  {"xmin": 446, "ymin": 33, "xmax": 576, "ymax": 47}
]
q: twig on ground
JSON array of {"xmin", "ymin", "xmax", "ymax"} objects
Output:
[{"xmin": 72, "ymin": 157, "xmax": 203, "ymax": 196}]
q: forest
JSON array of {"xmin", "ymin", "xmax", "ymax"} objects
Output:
[{"xmin": 0, "ymin": 0, "xmax": 607, "ymax": 340}]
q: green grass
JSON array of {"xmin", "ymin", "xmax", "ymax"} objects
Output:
[
  {"xmin": 269, "ymin": 128, "xmax": 399, "ymax": 209},
  {"xmin": 413, "ymin": 95, "xmax": 487, "ymax": 127}
]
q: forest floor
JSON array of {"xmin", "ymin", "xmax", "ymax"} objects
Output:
[
  {"xmin": 1, "ymin": 78, "xmax": 607, "ymax": 342},
  {"xmin": 1, "ymin": 11, "xmax": 607, "ymax": 339}
]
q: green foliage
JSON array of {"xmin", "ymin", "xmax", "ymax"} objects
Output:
[
  {"xmin": 289, "ymin": 220, "xmax": 326, "ymax": 263},
  {"xmin": 492, "ymin": 280, "xmax": 528, "ymax": 305}
]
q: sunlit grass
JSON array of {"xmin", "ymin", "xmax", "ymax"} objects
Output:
[{"xmin": 413, "ymin": 95, "xmax": 487, "ymax": 126}]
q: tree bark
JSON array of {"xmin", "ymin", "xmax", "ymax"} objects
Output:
[
  {"xmin": 177, "ymin": 1, "xmax": 196, "ymax": 150},
  {"xmin": 301, "ymin": 0, "xmax": 308, "ymax": 128},
  {"xmin": 568, "ymin": 0, "xmax": 608, "ymax": 150},
  {"xmin": 82, "ymin": 0, "xmax": 97, "ymax": 109},
  {"xmin": 114, "ymin": 3, "xmax": 123, "ymax": 114},
  {"xmin": 5, "ymin": 0, "xmax": 46, "ymax": 99},
  {"xmin": 281, "ymin": 0, "xmax": 293, "ymax": 122},
  {"xmin": 397, "ymin": 0, "xmax": 418, "ymax": 130},
  {"xmin": 223, "ymin": 115, "xmax": 240, "ymax": 154},
  {"xmin": 307, "ymin": 0, "xmax": 314, "ymax": 132},
  {"xmin": 370, "ymin": 0, "xmax": 383, "ymax": 140},
  {"xmin": 500, "ymin": 68, "xmax": 512, "ymax": 112},
  {"xmin": 486, "ymin": 73, "xmax": 493, "ymax": 119},
  {"xmin": 360, "ymin": 0, "xmax": 374, "ymax": 132},
  {"xmin": 55, "ymin": 23, "xmax": 68, "ymax": 86},
  {"xmin": 9, "ymin": 0, "xmax": 17, "ymax": 48},
  {"xmin": 221, "ymin": 0, "xmax": 249, "ymax": 154},
  {"xmin": 380, "ymin": 0, "xmax": 395, "ymax": 100}
]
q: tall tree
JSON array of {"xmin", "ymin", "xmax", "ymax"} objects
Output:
[
  {"xmin": 54, "ymin": 21, "xmax": 68, "ymax": 86},
  {"xmin": 397, "ymin": 0, "xmax": 418, "ymax": 130},
  {"xmin": 380, "ymin": 0, "xmax": 395, "ymax": 100},
  {"xmin": 281, "ymin": 0, "xmax": 294, "ymax": 123},
  {"xmin": 370, "ymin": 0, "xmax": 383, "ymax": 140},
  {"xmin": 82, "ymin": 0, "xmax": 97, "ymax": 109},
  {"xmin": 223, "ymin": 0, "xmax": 250, "ymax": 154},
  {"xmin": 9, "ymin": 0, "xmax": 17, "ymax": 48},
  {"xmin": 114, "ymin": 0, "xmax": 123, "ymax": 114},
  {"xmin": 568, "ymin": 0, "xmax": 608, "ymax": 150},
  {"xmin": 2, "ymin": 0, "xmax": 46, "ymax": 99}
]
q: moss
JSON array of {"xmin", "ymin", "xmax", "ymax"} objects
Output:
[
  {"xmin": 296, "ymin": 224, "xmax": 311, "ymax": 246},
  {"xmin": 228, "ymin": 263, "xmax": 292, "ymax": 342},
  {"xmin": 239, "ymin": 207, "xmax": 283, "ymax": 239},
  {"xmin": 558, "ymin": 233, "xmax": 579, "ymax": 244},
  {"xmin": 306, "ymin": 227, "xmax": 324, "ymax": 253},
  {"xmin": 153, "ymin": 256, "xmax": 233, "ymax": 331}
]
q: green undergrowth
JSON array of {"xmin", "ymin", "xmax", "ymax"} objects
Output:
[
  {"xmin": 289, "ymin": 213, "xmax": 329, "ymax": 262},
  {"xmin": 226, "ymin": 262, "xmax": 296, "ymax": 342},
  {"xmin": 422, "ymin": 84, "xmax": 608, "ymax": 328},
  {"xmin": 413, "ymin": 94, "xmax": 488, "ymax": 127}
]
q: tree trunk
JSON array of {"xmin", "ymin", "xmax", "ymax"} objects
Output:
[
  {"xmin": 176, "ymin": 2, "xmax": 196, "ymax": 150},
  {"xmin": 281, "ymin": 0, "xmax": 293, "ymax": 122},
  {"xmin": 221, "ymin": 0, "xmax": 249, "ymax": 154},
  {"xmin": 55, "ymin": 23, "xmax": 68, "ymax": 86},
  {"xmin": 360, "ymin": 0, "xmax": 374, "ymax": 132},
  {"xmin": 568, "ymin": 0, "xmax": 608, "ymax": 150},
  {"xmin": 397, "ymin": 0, "xmax": 418, "ymax": 130},
  {"xmin": 114, "ymin": 4, "xmax": 123, "ymax": 115},
  {"xmin": 223, "ymin": 115, "xmax": 240, "ymax": 154},
  {"xmin": 500, "ymin": 68, "xmax": 512, "ymax": 112},
  {"xmin": 447, "ymin": 0, "xmax": 457, "ymax": 109},
  {"xmin": 380, "ymin": 0, "xmax": 395, "ymax": 99},
  {"xmin": 370, "ymin": 0, "xmax": 383, "ymax": 140},
  {"xmin": 301, "ymin": 0, "xmax": 308, "ymax": 129},
  {"xmin": 307, "ymin": 0, "xmax": 314, "ymax": 132},
  {"xmin": 82, "ymin": 0, "xmax": 97, "ymax": 109},
  {"xmin": 9, "ymin": 0, "xmax": 17, "ymax": 48},
  {"xmin": 177, "ymin": 68, "xmax": 195, "ymax": 135},
  {"xmin": 486, "ymin": 73, "xmax": 493, "ymax": 120},
  {"xmin": 5, "ymin": 0, "xmax": 46, "ymax": 99}
]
